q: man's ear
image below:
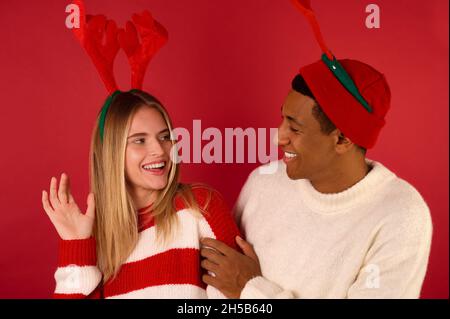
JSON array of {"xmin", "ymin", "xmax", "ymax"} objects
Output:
[{"xmin": 331, "ymin": 129, "xmax": 354, "ymax": 154}]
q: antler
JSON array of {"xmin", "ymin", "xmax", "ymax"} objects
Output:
[
  {"xmin": 118, "ymin": 10, "xmax": 168, "ymax": 90},
  {"xmin": 290, "ymin": 0, "xmax": 333, "ymax": 60},
  {"xmin": 72, "ymin": 0, "xmax": 120, "ymax": 93}
]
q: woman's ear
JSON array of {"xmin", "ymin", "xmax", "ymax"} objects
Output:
[{"xmin": 332, "ymin": 129, "xmax": 354, "ymax": 154}]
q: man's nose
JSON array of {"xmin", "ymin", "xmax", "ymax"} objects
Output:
[{"xmin": 277, "ymin": 122, "xmax": 289, "ymax": 146}]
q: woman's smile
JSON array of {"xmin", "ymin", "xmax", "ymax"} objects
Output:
[{"xmin": 141, "ymin": 160, "xmax": 168, "ymax": 176}]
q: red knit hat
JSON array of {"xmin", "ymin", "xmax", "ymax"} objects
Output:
[{"xmin": 291, "ymin": 0, "xmax": 391, "ymax": 149}]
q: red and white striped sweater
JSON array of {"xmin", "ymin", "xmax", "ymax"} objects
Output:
[{"xmin": 53, "ymin": 187, "xmax": 240, "ymax": 299}]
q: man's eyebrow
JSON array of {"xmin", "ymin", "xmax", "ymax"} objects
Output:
[
  {"xmin": 127, "ymin": 129, "xmax": 170, "ymax": 139},
  {"xmin": 281, "ymin": 105, "xmax": 305, "ymax": 126},
  {"xmin": 287, "ymin": 116, "xmax": 304, "ymax": 127}
]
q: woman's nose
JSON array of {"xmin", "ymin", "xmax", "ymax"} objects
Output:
[{"xmin": 148, "ymin": 139, "xmax": 165, "ymax": 157}]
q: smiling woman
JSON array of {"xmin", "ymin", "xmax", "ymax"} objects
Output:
[
  {"xmin": 90, "ymin": 90, "xmax": 183, "ymax": 280},
  {"xmin": 40, "ymin": 0, "xmax": 241, "ymax": 298},
  {"xmin": 42, "ymin": 89, "xmax": 241, "ymax": 299}
]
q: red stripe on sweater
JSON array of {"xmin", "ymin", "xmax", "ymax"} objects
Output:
[
  {"xmin": 177, "ymin": 187, "xmax": 241, "ymax": 251},
  {"xmin": 102, "ymin": 248, "xmax": 206, "ymax": 297},
  {"xmin": 58, "ymin": 237, "xmax": 97, "ymax": 267}
]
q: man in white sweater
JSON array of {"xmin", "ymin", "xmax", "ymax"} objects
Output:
[
  {"xmin": 201, "ymin": 72, "xmax": 432, "ymax": 299},
  {"xmin": 200, "ymin": 1, "xmax": 432, "ymax": 299}
]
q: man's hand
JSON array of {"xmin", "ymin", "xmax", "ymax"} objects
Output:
[{"xmin": 200, "ymin": 236, "xmax": 262, "ymax": 299}]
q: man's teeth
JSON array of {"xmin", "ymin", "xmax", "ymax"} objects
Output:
[
  {"xmin": 143, "ymin": 162, "xmax": 165, "ymax": 170},
  {"xmin": 285, "ymin": 152, "xmax": 298, "ymax": 158}
]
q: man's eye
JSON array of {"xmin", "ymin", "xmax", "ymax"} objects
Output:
[
  {"xmin": 290, "ymin": 127, "xmax": 299, "ymax": 133},
  {"xmin": 160, "ymin": 135, "xmax": 171, "ymax": 141}
]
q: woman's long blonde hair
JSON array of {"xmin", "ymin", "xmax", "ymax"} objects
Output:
[{"xmin": 89, "ymin": 90, "xmax": 205, "ymax": 284}]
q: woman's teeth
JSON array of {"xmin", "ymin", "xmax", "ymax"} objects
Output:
[
  {"xmin": 285, "ymin": 152, "xmax": 297, "ymax": 158},
  {"xmin": 143, "ymin": 162, "xmax": 166, "ymax": 170}
]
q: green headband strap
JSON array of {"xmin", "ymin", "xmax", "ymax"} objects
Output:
[
  {"xmin": 99, "ymin": 89, "xmax": 141, "ymax": 142},
  {"xmin": 321, "ymin": 54, "xmax": 373, "ymax": 113},
  {"xmin": 99, "ymin": 90, "xmax": 122, "ymax": 142}
]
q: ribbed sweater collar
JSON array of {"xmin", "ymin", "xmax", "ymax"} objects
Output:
[{"xmin": 295, "ymin": 160, "xmax": 396, "ymax": 214}]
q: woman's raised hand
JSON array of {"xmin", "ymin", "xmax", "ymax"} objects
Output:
[{"xmin": 42, "ymin": 173, "xmax": 95, "ymax": 240}]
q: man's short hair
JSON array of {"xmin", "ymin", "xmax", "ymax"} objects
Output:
[{"xmin": 291, "ymin": 74, "xmax": 367, "ymax": 154}]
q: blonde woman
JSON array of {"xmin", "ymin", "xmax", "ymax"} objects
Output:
[{"xmin": 42, "ymin": 90, "xmax": 241, "ymax": 298}]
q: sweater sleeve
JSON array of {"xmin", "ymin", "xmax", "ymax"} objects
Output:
[
  {"xmin": 347, "ymin": 204, "xmax": 433, "ymax": 299},
  {"xmin": 53, "ymin": 237, "xmax": 103, "ymax": 299},
  {"xmin": 233, "ymin": 168, "xmax": 258, "ymax": 234},
  {"xmin": 191, "ymin": 187, "xmax": 242, "ymax": 299},
  {"xmin": 240, "ymin": 276, "xmax": 296, "ymax": 298},
  {"xmin": 234, "ymin": 169, "xmax": 297, "ymax": 299}
]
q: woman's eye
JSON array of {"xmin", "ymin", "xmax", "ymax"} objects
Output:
[
  {"xmin": 160, "ymin": 135, "xmax": 171, "ymax": 141},
  {"xmin": 134, "ymin": 138, "xmax": 145, "ymax": 144}
]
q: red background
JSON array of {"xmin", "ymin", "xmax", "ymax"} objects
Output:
[{"xmin": 0, "ymin": 0, "xmax": 448, "ymax": 298}]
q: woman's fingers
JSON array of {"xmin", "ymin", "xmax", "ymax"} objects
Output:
[
  {"xmin": 85, "ymin": 193, "xmax": 96, "ymax": 219},
  {"xmin": 58, "ymin": 173, "xmax": 69, "ymax": 204},
  {"xmin": 66, "ymin": 175, "xmax": 75, "ymax": 204},
  {"xmin": 42, "ymin": 190, "xmax": 54, "ymax": 215},
  {"xmin": 49, "ymin": 177, "xmax": 61, "ymax": 209},
  {"xmin": 68, "ymin": 192, "xmax": 75, "ymax": 204}
]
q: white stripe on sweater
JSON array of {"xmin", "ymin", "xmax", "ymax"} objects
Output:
[
  {"xmin": 107, "ymin": 284, "xmax": 207, "ymax": 299},
  {"xmin": 126, "ymin": 209, "xmax": 216, "ymax": 264},
  {"xmin": 55, "ymin": 265, "xmax": 102, "ymax": 295}
]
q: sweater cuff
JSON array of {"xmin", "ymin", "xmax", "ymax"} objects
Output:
[
  {"xmin": 58, "ymin": 237, "xmax": 97, "ymax": 267},
  {"xmin": 240, "ymin": 276, "xmax": 285, "ymax": 299}
]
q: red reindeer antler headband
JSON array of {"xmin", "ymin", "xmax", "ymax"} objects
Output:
[
  {"xmin": 118, "ymin": 11, "xmax": 168, "ymax": 90},
  {"xmin": 290, "ymin": 0, "xmax": 392, "ymax": 149},
  {"xmin": 72, "ymin": 0, "xmax": 168, "ymax": 140},
  {"xmin": 290, "ymin": 0, "xmax": 373, "ymax": 113},
  {"xmin": 290, "ymin": 0, "xmax": 333, "ymax": 61}
]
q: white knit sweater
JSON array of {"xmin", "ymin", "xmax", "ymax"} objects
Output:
[{"xmin": 235, "ymin": 160, "xmax": 432, "ymax": 299}]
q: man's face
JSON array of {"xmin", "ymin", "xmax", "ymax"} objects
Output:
[{"xmin": 278, "ymin": 90, "xmax": 337, "ymax": 180}]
